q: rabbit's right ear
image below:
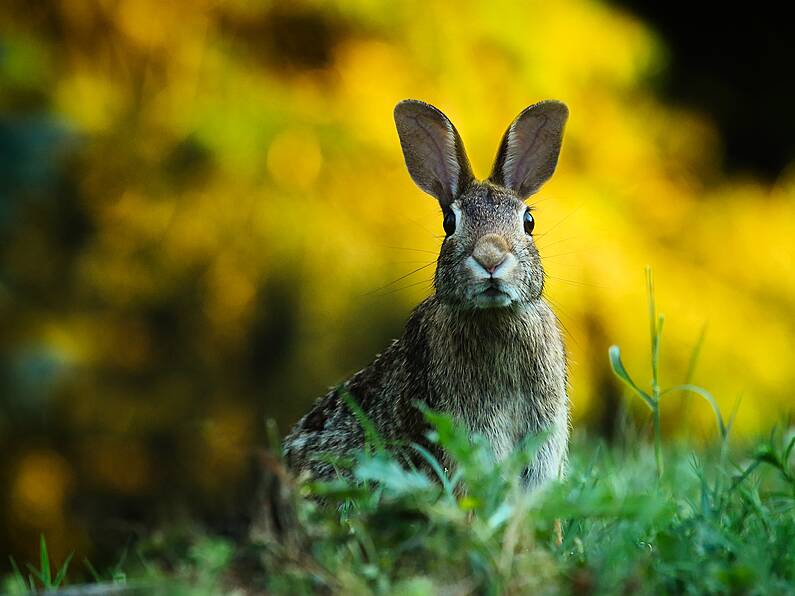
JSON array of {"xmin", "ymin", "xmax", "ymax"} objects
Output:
[
  {"xmin": 489, "ymin": 100, "xmax": 568, "ymax": 199},
  {"xmin": 394, "ymin": 100, "xmax": 474, "ymax": 207}
]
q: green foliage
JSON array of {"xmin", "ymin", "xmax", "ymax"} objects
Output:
[
  {"xmin": 610, "ymin": 267, "xmax": 727, "ymax": 478},
  {"xmin": 2, "ymin": 283, "xmax": 793, "ymax": 594},
  {"xmin": 251, "ymin": 414, "xmax": 792, "ymax": 595},
  {"xmin": 5, "ymin": 535, "xmax": 72, "ymax": 594},
  {"xmin": 3, "ymin": 422, "xmax": 793, "ymax": 594}
]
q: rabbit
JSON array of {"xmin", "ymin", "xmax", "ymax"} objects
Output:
[{"xmin": 283, "ymin": 99, "xmax": 570, "ymax": 489}]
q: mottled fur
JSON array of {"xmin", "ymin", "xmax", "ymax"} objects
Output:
[{"xmin": 284, "ymin": 100, "xmax": 570, "ymax": 489}]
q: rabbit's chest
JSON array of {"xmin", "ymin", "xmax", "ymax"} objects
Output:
[
  {"xmin": 463, "ymin": 392, "xmax": 530, "ymax": 461},
  {"xmin": 426, "ymin": 300, "xmax": 567, "ymax": 462},
  {"xmin": 435, "ymin": 352, "xmax": 551, "ymax": 461}
]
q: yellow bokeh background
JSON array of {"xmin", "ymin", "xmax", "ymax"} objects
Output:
[{"xmin": 1, "ymin": 0, "xmax": 793, "ymax": 565}]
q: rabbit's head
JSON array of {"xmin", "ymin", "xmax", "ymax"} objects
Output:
[{"xmin": 394, "ymin": 99, "xmax": 568, "ymax": 309}]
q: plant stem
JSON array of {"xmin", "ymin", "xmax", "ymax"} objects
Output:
[
  {"xmin": 646, "ymin": 266, "xmax": 664, "ymax": 479},
  {"xmin": 652, "ymin": 405, "xmax": 663, "ymax": 478}
]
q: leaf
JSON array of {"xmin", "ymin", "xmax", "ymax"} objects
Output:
[
  {"xmin": 354, "ymin": 453, "xmax": 434, "ymax": 495},
  {"xmin": 608, "ymin": 345, "xmax": 654, "ymax": 409},
  {"xmin": 784, "ymin": 434, "xmax": 795, "ymax": 465},
  {"xmin": 752, "ymin": 444, "xmax": 782, "ymax": 469},
  {"xmin": 410, "ymin": 442, "xmax": 455, "ymax": 496},
  {"xmin": 514, "ymin": 429, "xmax": 549, "ymax": 462},
  {"xmin": 458, "ymin": 495, "xmax": 480, "ymax": 511},
  {"xmin": 661, "ymin": 384, "xmax": 726, "ymax": 439},
  {"xmin": 305, "ymin": 480, "xmax": 370, "ymax": 500},
  {"xmin": 486, "ymin": 500, "xmax": 514, "ymax": 530},
  {"xmin": 341, "ymin": 389, "xmax": 386, "ymax": 454},
  {"xmin": 418, "ymin": 404, "xmax": 474, "ymax": 462},
  {"xmin": 504, "ymin": 428, "xmax": 550, "ymax": 479}
]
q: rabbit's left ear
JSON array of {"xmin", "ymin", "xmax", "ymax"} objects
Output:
[
  {"xmin": 489, "ymin": 100, "xmax": 568, "ymax": 198},
  {"xmin": 394, "ymin": 100, "xmax": 474, "ymax": 207}
]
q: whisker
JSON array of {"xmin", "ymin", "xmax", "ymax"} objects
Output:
[
  {"xmin": 540, "ymin": 206, "xmax": 582, "ymax": 238},
  {"xmin": 543, "ymin": 295, "xmax": 581, "ymax": 348},
  {"xmin": 387, "ymin": 260, "xmax": 439, "ymax": 265},
  {"xmin": 406, "ymin": 216, "xmax": 442, "ymax": 240},
  {"xmin": 539, "ymin": 250, "xmax": 582, "ymax": 260},
  {"xmin": 384, "ymin": 246, "xmax": 439, "ymax": 255},
  {"xmin": 360, "ymin": 262, "xmax": 436, "ymax": 297},
  {"xmin": 545, "ymin": 274, "xmax": 607, "ymax": 289},
  {"xmin": 536, "ymin": 235, "xmax": 581, "ymax": 251},
  {"xmin": 366, "ymin": 277, "xmax": 435, "ymax": 298},
  {"xmin": 526, "ymin": 194, "xmax": 556, "ymax": 208}
]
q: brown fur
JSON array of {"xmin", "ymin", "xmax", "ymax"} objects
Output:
[{"xmin": 284, "ymin": 100, "xmax": 570, "ymax": 488}]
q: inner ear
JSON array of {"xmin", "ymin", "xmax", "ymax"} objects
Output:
[
  {"xmin": 490, "ymin": 100, "xmax": 568, "ymax": 199},
  {"xmin": 394, "ymin": 100, "xmax": 474, "ymax": 206}
]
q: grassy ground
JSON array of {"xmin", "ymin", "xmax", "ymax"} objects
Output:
[
  {"xmin": 4, "ymin": 275, "xmax": 794, "ymax": 595},
  {"xmin": 4, "ymin": 422, "xmax": 794, "ymax": 595}
]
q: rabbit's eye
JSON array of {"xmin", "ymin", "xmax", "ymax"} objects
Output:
[
  {"xmin": 443, "ymin": 210, "xmax": 456, "ymax": 236},
  {"xmin": 523, "ymin": 210, "xmax": 535, "ymax": 235}
]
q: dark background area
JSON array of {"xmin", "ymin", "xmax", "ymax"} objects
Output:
[{"xmin": 614, "ymin": 0, "xmax": 795, "ymax": 180}]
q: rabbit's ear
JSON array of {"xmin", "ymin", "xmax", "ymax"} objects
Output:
[
  {"xmin": 394, "ymin": 100, "xmax": 474, "ymax": 207},
  {"xmin": 489, "ymin": 100, "xmax": 568, "ymax": 198}
]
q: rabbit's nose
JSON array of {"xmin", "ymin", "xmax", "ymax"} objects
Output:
[{"xmin": 473, "ymin": 234, "xmax": 509, "ymax": 274}]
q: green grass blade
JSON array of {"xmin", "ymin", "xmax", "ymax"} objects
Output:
[
  {"xmin": 645, "ymin": 267, "xmax": 658, "ymax": 376},
  {"xmin": 646, "ymin": 267, "xmax": 656, "ymax": 346},
  {"xmin": 661, "ymin": 383, "xmax": 726, "ymax": 439},
  {"xmin": 25, "ymin": 563, "xmax": 45, "ymax": 587},
  {"xmin": 753, "ymin": 443, "xmax": 783, "ymax": 470},
  {"xmin": 656, "ymin": 314, "xmax": 665, "ymax": 358},
  {"xmin": 340, "ymin": 388, "xmax": 386, "ymax": 454},
  {"xmin": 608, "ymin": 345, "xmax": 654, "ymax": 409},
  {"xmin": 685, "ymin": 323, "xmax": 708, "ymax": 384},
  {"xmin": 8, "ymin": 556, "xmax": 28, "ymax": 593},
  {"xmin": 724, "ymin": 394, "xmax": 743, "ymax": 442},
  {"xmin": 40, "ymin": 534, "xmax": 51, "ymax": 587},
  {"xmin": 83, "ymin": 557, "xmax": 102, "ymax": 582},
  {"xmin": 53, "ymin": 552, "xmax": 73, "ymax": 588},
  {"xmin": 730, "ymin": 460, "xmax": 761, "ymax": 492},
  {"xmin": 507, "ymin": 429, "xmax": 550, "ymax": 473}
]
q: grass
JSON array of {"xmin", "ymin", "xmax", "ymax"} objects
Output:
[
  {"xmin": 3, "ymin": 276, "xmax": 795, "ymax": 595},
  {"xmin": 7, "ymin": 535, "xmax": 72, "ymax": 593},
  {"xmin": 4, "ymin": 429, "xmax": 794, "ymax": 595},
  {"xmin": 609, "ymin": 266, "xmax": 729, "ymax": 479},
  {"xmin": 247, "ymin": 418, "xmax": 795, "ymax": 595}
]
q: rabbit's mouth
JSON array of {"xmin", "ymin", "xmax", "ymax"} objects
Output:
[{"xmin": 472, "ymin": 282, "xmax": 513, "ymax": 309}]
